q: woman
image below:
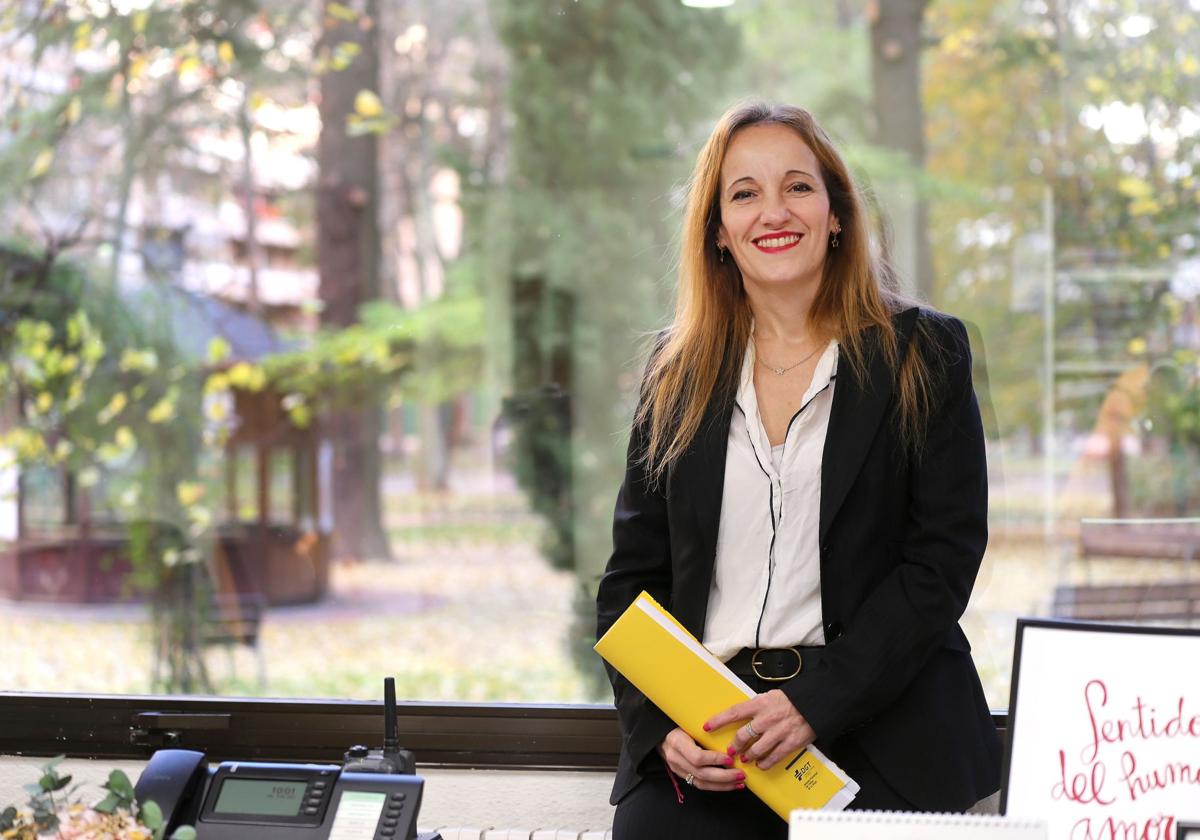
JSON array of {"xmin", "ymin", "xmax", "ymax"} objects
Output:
[{"xmin": 595, "ymin": 102, "xmax": 1001, "ymax": 838}]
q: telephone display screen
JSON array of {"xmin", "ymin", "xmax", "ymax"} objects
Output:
[{"xmin": 213, "ymin": 778, "xmax": 306, "ymax": 816}]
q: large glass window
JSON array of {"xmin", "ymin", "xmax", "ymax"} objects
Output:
[{"xmin": 1, "ymin": 1, "xmax": 1198, "ymax": 712}]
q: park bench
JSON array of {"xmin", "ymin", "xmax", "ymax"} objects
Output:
[
  {"xmin": 1051, "ymin": 517, "xmax": 1200, "ymax": 625},
  {"xmin": 145, "ymin": 523, "xmax": 269, "ymax": 689},
  {"xmin": 1076, "ymin": 517, "xmax": 1200, "ymax": 564},
  {"xmin": 151, "ymin": 578, "xmax": 268, "ymax": 690},
  {"xmin": 1052, "ymin": 581, "xmax": 1200, "ymax": 623},
  {"xmin": 200, "ymin": 591, "xmax": 267, "ymax": 682},
  {"xmin": 204, "ymin": 535, "xmax": 268, "ymax": 687}
]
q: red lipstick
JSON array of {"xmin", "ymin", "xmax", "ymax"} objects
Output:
[{"xmin": 751, "ymin": 231, "xmax": 803, "ymax": 253}]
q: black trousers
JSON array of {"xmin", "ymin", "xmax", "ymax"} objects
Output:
[
  {"xmin": 611, "ymin": 735, "xmax": 915, "ymax": 840},
  {"xmin": 611, "ymin": 672, "xmax": 919, "ymax": 840}
]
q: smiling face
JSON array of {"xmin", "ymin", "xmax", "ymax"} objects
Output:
[{"xmin": 716, "ymin": 122, "xmax": 840, "ymax": 294}]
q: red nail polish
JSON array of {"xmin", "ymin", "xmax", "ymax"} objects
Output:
[
  {"xmin": 736, "ymin": 771, "xmax": 746, "ymax": 781},
  {"xmin": 741, "ymin": 755, "xmax": 749, "ymax": 763},
  {"xmin": 702, "ymin": 723, "xmax": 711, "ymax": 731},
  {"xmin": 726, "ymin": 747, "xmax": 735, "ymax": 756},
  {"xmin": 736, "ymin": 783, "xmax": 746, "ymax": 790},
  {"xmin": 724, "ymin": 757, "xmax": 733, "ymax": 767}
]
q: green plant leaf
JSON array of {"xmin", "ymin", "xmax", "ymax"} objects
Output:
[
  {"xmin": 141, "ymin": 799, "xmax": 164, "ymax": 829},
  {"xmin": 94, "ymin": 791, "xmax": 122, "ymax": 813},
  {"xmin": 169, "ymin": 826, "xmax": 198, "ymax": 840},
  {"xmin": 106, "ymin": 768, "xmax": 135, "ymax": 797}
]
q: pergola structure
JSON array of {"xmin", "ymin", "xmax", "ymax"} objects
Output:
[{"xmin": 0, "ymin": 288, "xmax": 330, "ymax": 607}]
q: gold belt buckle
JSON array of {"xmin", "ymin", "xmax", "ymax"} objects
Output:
[{"xmin": 751, "ymin": 647, "xmax": 802, "ymax": 682}]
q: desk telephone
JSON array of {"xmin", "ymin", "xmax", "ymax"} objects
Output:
[{"xmin": 134, "ymin": 679, "xmax": 441, "ymax": 840}]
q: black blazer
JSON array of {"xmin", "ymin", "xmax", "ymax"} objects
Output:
[{"xmin": 596, "ymin": 306, "xmax": 1002, "ymax": 811}]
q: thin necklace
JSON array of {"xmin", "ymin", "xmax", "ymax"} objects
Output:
[{"xmin": 755, "ymin": 341, "xmax": 821, "ymax": 376}]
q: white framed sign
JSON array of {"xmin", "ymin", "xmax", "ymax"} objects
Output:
[{"xmin": 1002, "ymin": 619, "xmax": 1200, "ymax": 840}]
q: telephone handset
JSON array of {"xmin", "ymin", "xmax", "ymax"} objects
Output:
[{"xmin": 133, "ymin": 748, "xmax": 208, "ymax": 836}]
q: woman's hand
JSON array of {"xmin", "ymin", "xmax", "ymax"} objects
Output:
[
  {"xmin": 704, "ymin": 689, "xmax": 816, "ymax": 771},
  {"xmin": 657, "ymin": 727, "xmax": 746, "ymax": 792}
]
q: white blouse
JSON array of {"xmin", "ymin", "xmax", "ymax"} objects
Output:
[{"xmin": 701, "ymin": 338, "xmax": 839, "ymax": 661}]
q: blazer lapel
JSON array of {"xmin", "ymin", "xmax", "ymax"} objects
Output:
[
  {"xmin": 669, "ymin": 393, "xmax": 733, "ymax": 631},
  {"xmin": 691, "ymin": 398, "xmax": 733, "ymax": 561},
  {"xmin": 819, "ymin": 307, "xmax": 919, "ymax": 540}
]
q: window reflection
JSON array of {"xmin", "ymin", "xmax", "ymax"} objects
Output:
[{"xmin": 0, "ymin": 1, "xmax": 1197, "ymax": 708}]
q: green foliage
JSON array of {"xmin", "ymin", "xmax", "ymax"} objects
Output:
[
  {"xmin": 0, "ymin": 237, "xmax": 481, "ymax": 692},
  {"xmin": 723, "ymin": 1, "xmax": 872, "ymax": 141},
  {"xmin": 0, "ymin": 757, "xmax": 195, "ymax": 839},
  {"xmin": 925, "ymin": 1, "xmax": 1200, "ymax": 443},
  {"xmin": 501, "ymin": 384, "xmax": 573, "ymax": 570},
  {"xmin": 0, "ymin": 0, "xmax": 311, "ymax": 203},
  {"xmin": 488, "ymin": 0, "xmax": 740, "ymax": 689},
  {"xmin": 0, "ymin": 753, "xmax": 75, "ymax": 835},
  {"xmin": 9, "ymin": 755, "xmax": 73, "ymax": 834},
  {"xmin": 262, "ymin": 295, "xmax": 484, "ymax": 424},
  {"xmin": 0, "ymin": 0, "xmax": 316, "ymax": 337},
  {"xmin": 1149, "ymin": 346, "xmax": 1200, "ymax": 445},
  {"xmin": 94, "ymin": 769, "xmax": 136, "ymax": 815},
  {"xmin": 1141, "ymin": 346, "xmax": 1200, "ymax": 513},
  {"xmin": 0, "ymin": 243, "xmax": 220, "ymax": 692},
  {"xmin": 493, "ymin": 0, "xmax": 738, "ymax": 584},
  {"xmin": 140, "ymin": 801, "xmax": 165, "ymax": 832},
  {"xmin": 0, "ymin": 246, "xmax": 205, "ymax": 521}
]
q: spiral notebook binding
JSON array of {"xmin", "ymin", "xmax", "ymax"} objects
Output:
[
  {"xmin": 796, "ymin": 810, "xmax": 1042, "ymax": 826},
  {"xmin": 789, "ymin": 809, "xmax": 1048, "ymax": 838}
]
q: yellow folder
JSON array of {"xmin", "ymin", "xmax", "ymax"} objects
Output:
[{"xmin": 595, "ymin": 591, "xmax": 859, "ymax": 820}]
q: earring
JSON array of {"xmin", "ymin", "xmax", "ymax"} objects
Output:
[
  {"xmin": 718, "ymin": 245, "xmax": 726, "ymax": 263},
  {"xmin": 830, "ymin": 230, "xmax": 840, "ymax": 249}
]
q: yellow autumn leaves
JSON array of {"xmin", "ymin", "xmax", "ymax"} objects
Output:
[
  {"xmin": 354, "ymin": 90, "xmax": 383, "ymax": 117},
  {"xmin": 346, "ymin": 88, "xmax": 392, "ymax": 136},
  {"xmin": 30, "ymin": 148, "xmax": 54, "ymax": 179}
]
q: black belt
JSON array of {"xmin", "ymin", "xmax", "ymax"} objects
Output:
[{"xmin": 726, "ymin": 645, "xmax": 822, "ymax": 682}]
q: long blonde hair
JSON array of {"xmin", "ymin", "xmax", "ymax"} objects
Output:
[{"xmin": 637, "ymin": 102, "xmax": 935, "ymax": 482}]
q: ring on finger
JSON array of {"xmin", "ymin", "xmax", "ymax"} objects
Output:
[
  {"xmin": 684, "ymin": 773, "xmax": 695, "ymax": 787},
  {"xmin": 745, "ymin": 720, "xmax": 759, "ymax": 739}
]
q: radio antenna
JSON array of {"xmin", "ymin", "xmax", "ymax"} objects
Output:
[
  {"xmin": 383, "ymin": 676, "xmax": 398, "ymax": 753},
  {"xmin": 343, "ymin": 676, "xmax": 414, "ymax": 775}
]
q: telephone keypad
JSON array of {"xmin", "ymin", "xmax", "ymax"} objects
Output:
[
  {"xmin": 298, "ymin": 780, "xmax": 331, "ymax": 823},
  {"xmin": 376, "ymin": 798, "xmax": 407, "ymax": 839}
]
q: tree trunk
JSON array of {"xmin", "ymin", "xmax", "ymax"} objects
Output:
[
  {"xmin": 1109, "ymin": 438, "xmax": 1130, "ymax": 518},
  {"xmin": 869, "ymin": 0, "xmax": 934, "ymax": 302},
  {"xmin": 239, "ymin": 93, "xmax": 263, "ymax": 316},
  {"xmin": 316, "ymin": 0, "xmax": 392, "ymax": 562},
  {"xmin": 108, "ymin": 47, "xmax": 137, "ymax": 288}
]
